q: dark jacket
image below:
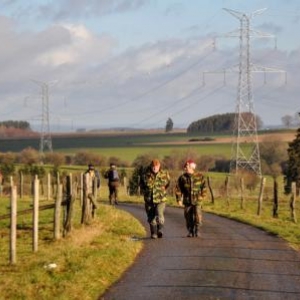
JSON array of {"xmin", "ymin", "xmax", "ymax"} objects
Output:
[{"xmin": 176, "ymin": 172, "xmax": 206, "ymax": 206}]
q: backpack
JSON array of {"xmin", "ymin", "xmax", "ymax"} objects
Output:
[{"xmin": 109, "ymin": 169, "xmax": 119, "ymax": 181}]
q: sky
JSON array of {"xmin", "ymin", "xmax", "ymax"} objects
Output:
[{"xmin": 0, "ymin": 0, "xmax": 300, "ymax": 132}]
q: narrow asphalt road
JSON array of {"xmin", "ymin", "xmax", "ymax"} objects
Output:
[{"xmin": 100, "ymin": 203, "xmax": 300, "ymax": 300}]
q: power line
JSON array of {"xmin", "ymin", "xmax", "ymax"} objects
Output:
[
  {"xmin": 57, "ymin": 42, "xmax": 215, "ymax": 120},
  {"xmin": 130, "ymin": 86, "xmax": 204, "ymax": 128},
  {"xmin": 143, "ymin": 85, "xmax": 226, "ymax": 128}
]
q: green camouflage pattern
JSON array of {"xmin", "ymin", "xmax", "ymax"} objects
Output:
[
  {"xmin": 176, "ymin": 171, "xmax": 207, "ymax": 205},
  {"xmin": 142, "ymin": 166, "xmax": 170, "ymax": 203}
]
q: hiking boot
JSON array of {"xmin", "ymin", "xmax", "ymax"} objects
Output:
[
  {"xmin": 157, "ymin": 224, "xmax": 163, "ymax": 238},
  {"xmin": 187, "ymin": 231, "xmax": 194, "ymax": 237},
  {"xmin": 150, "ymin": 224, "xmax": 157, "ymax": 239},
  {"xmin": 194, "ymin": 226, "xmax": 199, "ymax": 237}
]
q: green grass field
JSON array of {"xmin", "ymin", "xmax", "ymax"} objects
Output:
[{"xmin": 60, "ymin": 144, "xmax": 232, "ymax": 163}]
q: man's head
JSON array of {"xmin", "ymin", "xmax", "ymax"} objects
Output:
[
  {"xmin": 184, "ymin": 159, "xmax": 196, "ymax": 173},
  {"xmin": 110, "ymin": 163, "xmax": 116, "ymax": 168},
  {"xmin": 88, "ymin": 164, "xmax": 94, "ymax": 171},
  {"xmin": 151, "ymin": 159, "xmax": 161, "ymax": 174}
]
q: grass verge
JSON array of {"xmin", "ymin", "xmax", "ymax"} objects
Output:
[
  {"xmin": 204, "ymin": 198, "xmax": 300, "ymax": 251},
  {"xmin": 0, "ymin": 203, "xmax": 145, "ymax": 300}
]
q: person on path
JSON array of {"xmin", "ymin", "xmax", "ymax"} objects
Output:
[
  {"xmin": 104, "ymin": 163, "xmax": 120, "ymax": 205},
  {"xmin": 175, "ymin": 159, "xmax": 207, "ymax": 237},
  {"xmin": 140, "ymin": 159, "xmax": 170, "ymax": 239},
  {"xmin": 83, "ymin": 163, "xmax": 101, "ymax": 211}
]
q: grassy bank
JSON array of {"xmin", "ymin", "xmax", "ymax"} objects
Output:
[
  {"xmin": 0, "ymin": 199, "xmax": 145, "ymax": 300},
  {"xmin": 203, "ymin": 197, "xmax": 300, "ymax": 251}
]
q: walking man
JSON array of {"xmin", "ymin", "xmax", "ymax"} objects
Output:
[
  {"xmin": 104, "ymin": 163, "xmax": 120, "ymax": 205},
  {"xmin": 83, "ymin": 163, "xmax": 101, "ymax": 216},
  {"xmin": 141, "ymin": 159, "xmax": 170, "ymax": 239},
  {"xmin": 176, "ymin": 159, "xmax": 207, "ymax": 237}
]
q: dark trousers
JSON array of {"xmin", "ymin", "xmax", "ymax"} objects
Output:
[
  {"xmin": 184, "ymin": 204, "xmax": 202, "ymax": 233},
  {"xmin": 108, "ymin": 181, "xmax": 119, "ymax": 204}
]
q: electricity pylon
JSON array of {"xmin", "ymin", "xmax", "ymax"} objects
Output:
[
  {"xmin": 204, "ymin": 8, "xmax": 286, "ymax": 176},
  {"xmin": 32, "ymin": 80, "xmax": 53, "ymax": 154},
  {"xmin": 225, "ymin": 8, "xmax": 287, "ymax": 176}
]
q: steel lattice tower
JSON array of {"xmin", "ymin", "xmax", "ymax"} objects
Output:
[
  {"xmin": 203, "ymin": 8, "xmax": 285, "ymax": 176},
  {"xmin": 224, "ymin": 7, "xmax": 287, "ymax": 177},
  {"xmin": 224, "ymin": 8, "xmax": 262, "ymax": 176},
  {"xmin": 32, "ymin": 80, "xmax": 53, "ymax": 153}
]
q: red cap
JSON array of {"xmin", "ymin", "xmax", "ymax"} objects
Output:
[{"xmin": 184, "ymin": 159, "xmax": 196, "ymax": 169}]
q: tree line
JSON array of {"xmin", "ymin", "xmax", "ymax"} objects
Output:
[
  {"xmin": 186, "ymin": 113, "xmax": 263, "ymax": 133},
  {"xmin": 0, "ymin": 120, "xmax": 31, "ymax": 130}
]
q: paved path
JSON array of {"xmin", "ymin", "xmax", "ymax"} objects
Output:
[{"xmin": 100, "ymin": 203, "xmax": 300, "ymax": 300}]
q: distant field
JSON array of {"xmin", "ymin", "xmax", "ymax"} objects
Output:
[
  {"xmin": 0, "ymin": 129, "xmax": 295, "ymax": 164},
  {"xmin": 61, "ymin": 144, "xmax": 233, "ymax": 163}
]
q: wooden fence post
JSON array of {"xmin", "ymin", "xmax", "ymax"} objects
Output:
[
  {"xmin": 124, "ymin": 177, "xmax": 128, "ymax": 195},
  {"xmin": 64, "ymin": 174, "xmax": 74, "ymax": 236},
  {"xmin": 33, "ymin": 176, "xmax": 39, "ymax": 252},
  {"xmin": 81, "ymin": 172, "xmax": 91, "ymax": 224},
  {"xmin": 137, "ymin": 175, "xmax": 140, "ymax": 197},
  {"xmin": 54, "ymin": 184, "xmax": 62, "ymax": 240},
  {"xmin": 225, "ymin": 175, "xmax": 229, "ymax": 206},
  {"xmin": 80, "ymin": 172, "xmax": 83, "ymax": 207},
  {"xmin": 10, "ymin": 185, "xmax": 17, "ymax": 265},
  {"xmin": 257, "ymin": 177, "xmax": 266, "ymax": 216},
  {"xmin": 207, "ymin": 176, "xmax": 214, "ymax": 204},
  {"xmin": 240, "ymin": 177, "xmax": 245, "ymax": 209},
  {"xmin": 56, "ymin": 172, "xmax": 60, "ymax": 198},
  {"xmin": 273, "ymin": 178, "xmax": 279, "ymax": 218},
  {"xmin": 19, "ymin": 171, "xmax": 23, "ymax": 199},
  {"xmin": 290, "ymin": 182, "xmax": 297, "ymax": 223},
  {"xmin": 47, "ymin": 173, "xmax": 51, "ymax": 201},
  {"xmin": 72, "ymin": 175, "xmax": 78, "ymax": 201}
]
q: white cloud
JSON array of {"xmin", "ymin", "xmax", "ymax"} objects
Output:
[{"xmin": 35, "ymin": 24, "xmax": 117, "ymax": 67}]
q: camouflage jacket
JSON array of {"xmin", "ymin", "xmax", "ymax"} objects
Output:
[
  {"xmin": 175, "ymin": 172, "xmax": 207, "ymax": 206},
  {"xmin": 141, "ymin": 166, "xmax": 170, "ymax": 203}
]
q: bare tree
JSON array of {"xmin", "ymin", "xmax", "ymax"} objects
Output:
[
  {"xmin": 281, "ymin": 114, "xmax": 293, "ymax": 128},
  {"xmin": 165, "ymin": 118, "xmax": 173, "ymax": 133}
]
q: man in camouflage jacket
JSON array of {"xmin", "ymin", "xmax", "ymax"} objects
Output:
[
  {"xmin": 175, "ymin": 159, "xmax": 207, "ymax": 237},
  {"xmin": 141, "ymin": 159, "xmax": 170, "ymax": 239}
]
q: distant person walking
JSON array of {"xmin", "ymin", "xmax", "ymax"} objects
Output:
[
  {"xmin": 140, "ymin": 159, "xmax": 170, "ymax": 239},
  {"xmin": 104, "ymin": 163, "xmax": 120, "ymax": 205},
  {"xmin": 175, "ymin": 159, "xmax": 207, "ymax": 237},
  {"xmin": 83, "ymin": 163, "xmax": 101, "ymax": 211}
]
